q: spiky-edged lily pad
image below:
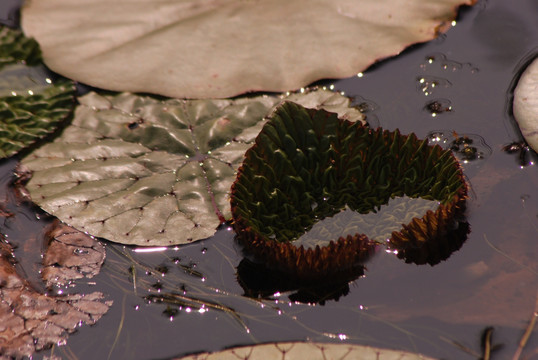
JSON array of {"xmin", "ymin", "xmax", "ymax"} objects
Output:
[
  {"xmin": 22, "ymin": 0, "xmax": 475, "ymax": 99},
  {"xmin": 513, "ymin": 57, "xmax": 538, "ymax": 153},
  {"xmin": 21, "ymin": 89, "xmax": 365, "ymax": 246},
  {"xmin": 175, "ymin": 342, "xmax": 437, "ymax": 360},
  {"xmin": 0, "ymin": 25, "xmax": 75, "ymax": 159},
  {"xmin": 0, "ymin": 65, "xmax": 75, "ymax": 158},
  {"xmin": 0, "ymin": 26, "xmax": 41, "ymax": 70},
  {"xmin": 231, "ymin": 102, "xmax": 468, "ymax": 281}
]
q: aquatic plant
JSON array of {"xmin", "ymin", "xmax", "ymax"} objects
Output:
[
  {"xmin": 0, "ymin": 26, "xmax": 75, "ymax": 159},
  {"xmin": 231, "ymin": 102, "xmax": 468, "ymax": 282},
  {"xmin": 20, "ymin": 89, "xmax": 364, "ymax": 246},
  {"xmin": 21, "ymin": 0, "xmax": 476, "ymax": 98}
]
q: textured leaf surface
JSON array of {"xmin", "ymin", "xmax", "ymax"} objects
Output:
[
  {"xmin": 0, "ymin": 25, "xmax": 76, "ymax": 159},
  {"xmin": 21, "ymin": 89, "xmax": 364, "ymax": 246},
  {"xmin": 175, "ymin": 342, "xmax": 437, "ymax": 360},
  {"xmin": 0, "ymin": 65, "xmax": 75, "ymax": 158},
  {"xmin": 0, "ymin": 241, "xmax": 111, "ymax": 359},
  {"xmin": 0, "ymin": 25, "xmax": 41, "ymax": 70},
  {"xmin": 42, "ymin": 220, "xmax": 106, "ymax": 288},
  {"xmin": 513, "ymin": 57, "xmax": 538, "ymax": 152},
  {"xmin": 231, "ymin": 102, "xmax": 468, "ymax": 280},
  {"xmin": 22, "ymin": 0, "xmax": 475, "ymax": 98}
]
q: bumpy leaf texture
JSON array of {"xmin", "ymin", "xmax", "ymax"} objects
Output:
[
  {"xmin": 0, "ymin": 26, "xmax": 75, "ymax": 159},
  {"xmin": 513, "ymin": 57, "xmax": 538, "ymax": 152},
  {"xmin": 0, "ymin": 241, "xmax": 111, "ymax": 358},
  {"xmin": 21, "ymin": 89, "xmax": 365, "ymax": 246},
  {"xmin": 175, "ymin": 342, "xmax": 437, "ymax": 360},
  {"xmin": 22, "ymin": 0, "xmax": 476, "ymax": 98}
]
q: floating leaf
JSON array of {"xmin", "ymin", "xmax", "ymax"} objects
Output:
[
  {"xmin": 20, "ymin": 89, "xmax": 364, "ymax": 246},
  {"xmin": 175, "ymin": 342, "xmax": 437, "ymax": 360},
  {"xmin": 0, "ymin": 241, "xmax": 111, "ymax": 358},
  {"xmin": 0, "ymin": 65, "xmax": 75, "ymax": 159},
  {"xmin": 231, "ymin": 102, "xmax": 468, "ymax": 282},
  {"xmin": 0, "ymin": 25, "xmax": 41, "ymax": 70},
  {"xmin": 513, "ymin": 57, "xmax": 538, "ymax": 153},
  {"xmin": 22, "ymin": 0, "xmax": 475, "ymax": 98},
  {"xmin": 0, "ymin": 25, "xmax": 76, "ymax": 159}
]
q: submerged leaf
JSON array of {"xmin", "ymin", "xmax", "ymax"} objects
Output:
[
  {"xmin": 42, "ymin": 220, "xmax": 106, "ymax": 288},
  {"xmin": 21, "ymin": 89, "xmax": 364, "ymax": 246},
  {"xmin": 0, "ymin": 241, "xmax": 111, "ymax": 358},
  {"xmin": 175, "ymin": 342, "xmax": 437, "ymax": 360},
  {"xmin": 22, "ymin": 0, "xmax": 475, "ymax": 98},
  {"xmin": 231, "ymin": 102, "xmax": 468, "ymax": 282},
  {"xmin": 513, "ymin": 57, "xmax": 538, "ymax": 153}
]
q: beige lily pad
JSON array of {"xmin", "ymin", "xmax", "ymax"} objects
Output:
[
  {"xmin": 22, "ymin": 0, "xmax": 475, "ymax": 99},
  {"xmin": 513, "ymin": 57, "xmax": 538, "ymax": 153},
  {"xmin": 20, "ymin": 89, "xmax": 364, "ymax": 246},
  {"xmin": 175, "ymin": 342, "xmax": 437, "ymax": 360}
]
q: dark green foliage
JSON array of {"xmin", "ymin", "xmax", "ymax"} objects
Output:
[
  {"xmin": 0, "ymin": 78, "xmax": 75, "ymax": 158},
  {"xmin": 0, "ymin": 26, "xmax": 42, "ymax": 70}
]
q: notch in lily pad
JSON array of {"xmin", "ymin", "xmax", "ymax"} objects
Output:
[{"xmin": 231, "ymin": 102, "xmax": 469, "ymax": 283}]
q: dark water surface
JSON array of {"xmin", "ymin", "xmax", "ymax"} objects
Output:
[{"xmin": 1, "ymin": 0, "xmax": 537, "ymax": 359}]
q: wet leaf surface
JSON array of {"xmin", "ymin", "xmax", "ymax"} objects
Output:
[
  {"xmin": 174, "ymin": 341, "xmax": 437, "ymax": 360},
  {"xmin": 0, "ymin": 25, "xmax": 41, "ymax": 70},
  {"xmin": 21, "ymin": 0, "xmax": 475, "ymax": 98},
  {"xmin": 42, "ymin": 220, "xmax": 106, "ymax": 289},
  {"xmin": 0, "ymin": 240, "xmax": 111, "ymax": 358},
  {"xmin": 0, "ymin": 25, "xmax": 76, "ymax": 159},
  {"xmin": 21, "ymin": 89, "xmax": 364, "ymax": 246}
]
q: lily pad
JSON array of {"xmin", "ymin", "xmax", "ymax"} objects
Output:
[
  {"xmin": 0, "ymin": 25, "xmax": 41, "ymax": 70},
  {"xmin": 175, "ymin": 342, "xmax": 437, "ymax": 360},
  {"xmin": 513, "ymin": 56, "xmax": 538, "ymax": 153},
  {"xmin": 22, "ymin": 0, "xmax": 475, "ymax": 98},
  {"xmin": 21, "ymin": 89, "xmax": 365, "ymax": 246},
  {"xmin": 0, "ymin": 25, "xmax": 76, "ymax": 159},
  {"xmin": 231, "ymin": 102, "xmax": 468, "ymax": 281}
]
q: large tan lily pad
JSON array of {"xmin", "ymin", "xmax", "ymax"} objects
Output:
[
  {"xmin": 175, "ymin": 342, "xmax": 437, "ymax": 360},
  {"xmin": 513, "ymin": 57, "xmax": 538, "ymax": 152},
  {"xmin": 22, "ymin": 0, "xmax": 475, "ymax": 99}
]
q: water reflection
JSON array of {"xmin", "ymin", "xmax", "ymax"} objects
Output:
[{"xmin": 236, "ymin": 257, "xmax": 362, "ymax": 305}]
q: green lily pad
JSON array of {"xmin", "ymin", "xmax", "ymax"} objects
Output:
[
  {"xmin": 0, "ymin": 26, "xmax": 41, "ymax": 70},
  {"xmin": 21, "ymin": 89, "xmax": 365, "ymax": 246},
  {"xmin": 231, "ymin": 102, "xmax": 468, "ymax": 281},
  {"xmin": 175, "ymin": 342, "xmax": 437, "ymax": 360},
  {"xmin": 0, "ymin": 65, "xmax": 76, "ymax": 159},
  {"xmin": 513, "ymin": 56, "xmax": 538, "ymax": 153},
  {"xmin": 0, "ymin": 25, "xmax": 75, "ymax": 159},
  {"xmin": 22, "ymin": 0, "xmax": 475, "ymax": 98}
]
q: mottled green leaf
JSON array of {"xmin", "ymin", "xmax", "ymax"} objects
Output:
[
  {"xmin": 513, "ymin": 57, "xmax": 538, "ymax": 153},
  {"xmin": 21, "ymin": 89, "xmax": 365, "ymax": 246},
  {"xmin": 175, "ymin": 342, "xmax": 437, "ymax": 360},
  {"xmin": 22, "ymin": 0, "xmax": 475, "ymax": 98}
]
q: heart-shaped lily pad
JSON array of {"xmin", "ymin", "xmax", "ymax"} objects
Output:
[{"xmin": 231, "ymin": 102, "xmax": 468, "ymax": 281}]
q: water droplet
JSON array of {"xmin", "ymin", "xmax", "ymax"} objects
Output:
[{"xmin": 73, "ymin": 248, "xmax": 89, "ymax": 255}]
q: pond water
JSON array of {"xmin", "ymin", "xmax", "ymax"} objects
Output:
[{"xmin": 1, "ymin": 0, "xmax": 537, "ymax": 359}]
